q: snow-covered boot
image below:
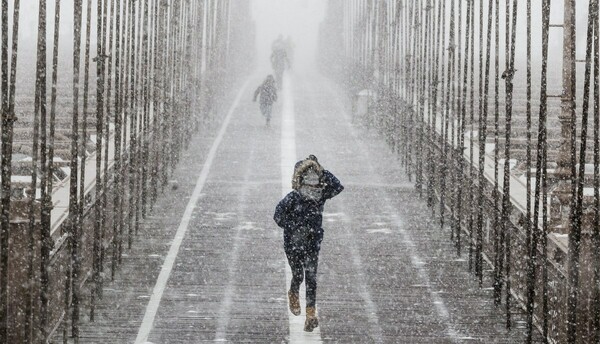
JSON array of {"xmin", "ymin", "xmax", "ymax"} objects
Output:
[
  {"xmin": 304, "ymin": 306, "xmax": 319, "ymax": 332},
  {"xmin": 288, "ymin": 290, "xmax": 301, "ymax": 316}
]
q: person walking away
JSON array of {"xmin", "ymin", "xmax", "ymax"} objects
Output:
[
  {"xmin": 273, "ymin": 155, "xmax": 344, "ymax": 332},
  {"xmin": 272, "ymin": 34, "xmax": 285, "ymax": 52},
  {"xmin": 271, "ymin": 45, "xmax": 290, "ymax": 89},
  {"xmin": 285, "ymin": 36, "xmax": 295, "ymax": 66},
  {"xmin": 253, "ymin": 75, "xmax": 278, "ymax": 127}
]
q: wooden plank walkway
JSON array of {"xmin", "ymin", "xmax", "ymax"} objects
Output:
[{"xmin": 66, "ymin": 72, "xmax": 541, "ymax": 343}]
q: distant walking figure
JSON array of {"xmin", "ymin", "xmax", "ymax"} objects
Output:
[
  {"xmin": 271, "ymin": 36, "xmax": 291, "ymax": 89},
  {"xmin": 253, "ymin": 75, "xmax": 278, "ymax": 127},
  {"xmin": 274, "ymin": 155, "xmax": 344, "ymax": 332}
]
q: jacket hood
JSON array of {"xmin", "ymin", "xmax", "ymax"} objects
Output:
[{"xmin": 292, "ymin": 158, "xmax": 324, "ymax": 190}]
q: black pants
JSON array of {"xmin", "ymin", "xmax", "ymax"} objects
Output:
[
  {"xmin": 284, "ymin": 228, "xmax": 323, "ymax": 308},
  {"xmin": 260, "ymin": 102, "xmax": 273, "ymax": 122}
]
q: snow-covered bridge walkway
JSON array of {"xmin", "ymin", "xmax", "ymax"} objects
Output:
[{"xmin": 72, "ymin": 73, "xmax": 537, "ymax": 343}]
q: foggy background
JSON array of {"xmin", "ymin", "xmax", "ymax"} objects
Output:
[
  {"xmin": 251, "ymin": 0, "xmax": 325, "ymax": 74},
  {"xmin": 8, "ymin": 0, "xmax": 598, "ymax": 103}
]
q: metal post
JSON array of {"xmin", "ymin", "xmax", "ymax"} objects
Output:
[{"xmin": 554, "ymin": 0, "xmax": 577, "ymax": 233}]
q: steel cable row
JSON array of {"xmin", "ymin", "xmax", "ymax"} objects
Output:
[
  {"xmin": 330, "ymin": 0, "xmax": 600, "ymax": 342},
  {"xmin": 0, "ymin": 0, "xmax": 247, "ymax": 342}
]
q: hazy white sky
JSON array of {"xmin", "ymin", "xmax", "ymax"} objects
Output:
[
  {"xmin": 251, "ymin": 0, "xmax": 326, "ymax": 74},
  {"xmin": 10, "ymin": 0, "xmax": 596, "ymax": 88}
]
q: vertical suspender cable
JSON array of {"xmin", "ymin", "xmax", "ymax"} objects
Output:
[
  {"xmin": 526, "ymin": 0, "xmax": 550, "ymax": 343},
  {"xmin": 501, "ymin": 0, "xmax": 518, "ymax": 328},
  {"xmin": 0, "ymin": 0, "xmax": 19, "ymax": 338},
  {"xmin": 440, "ymin": 0, "xmax": 456, "ymax": 230},
  {"xmin": 492, "ymin": 0, "xmax": 502, "ymax": 306},
  {"xmin": 567, "ymin": 0, "xmax": 598, "ymax": 341},
  {"xmin": 27, "ymin": 0, "xmax": 44, "ymax": 341},
  {"xmin": 409, "ymin": 0, "xmax": 417, "ymax": 179},
  {"xmin": 120, "ymin": 0, "xmax": 132, "ymax": 264},
  {"xmin": 525, "ymin": 0, "xmax": 543, "ymax": 339},
  {"xmin": 101, "ymin": 0, "xmax": 115, "ymax": 283},
  {"xmin": 476, "ymin": 0, "xmax": 495, "ymax": 284},
  {"xmin": 450, "ymin": 0, "xmax": 460, "ymax": 238},
  {"xmin": 7, "ymin": 0, "xmax": 20, "ymax": 339},
  {"xmin": 141, "ymin": 0, "xmax": 150, "ymax": 218},
  {"xmin": 392, "ymin": 2, "xmax": 401, "ymax": 153},
  {"xmin": 100, "ymin": 0, "xmax": 109, "ymax": 273},
  {"xmin": 467, "ymin": 0, "xmax": 476, "ymax": 259},
  {"xmin": 437, "ymin": 0, "xmax": 447, "ymax": 223},
  {"xmin": 70, "ymin": 0, "xmax": 84, "ymax": 340},
  {"xmin": 133, "ymin": 0, "xmax": 144, "ymax": 237},
  {"xmin": 415, "ymin": 0, "xmax": 424, "ymax": 193},
  {"xmin": 150, "ymin": 0, "xmax": 161, "ymax": 208},
  {"xmin": 450, "ymin": 0, "xmax": 463, "ymax": 243},
  {"xmin": 124, "ymin": 1, "xmax": 137, "ymax": 248},
  {"xmin": 465, "ymin": 0, "xmax": 476, "ymax": 257},
  {"xmin": 427, "ymin": 0, "xmax": 442, "ymax": 212},
  {"xmin": 592, "ymin": 2, "xmax": 600, "ymax": 341},
  {"xmin": 0, "ymin": 0, "xmax": 7, "ymax": 336},
  {"xmin": 80, "ymin": 0, "xmax": 92, "ymax": 238},
  {"xmin": 92, "ymin": 0, "xmax": 107, "ymax": 321},
  {"xmin": 41, "ymin": 0, "xmax": 61, "ymax": 339},
  {"xmin": 467, "ymin": 0, "xmax": 476, "ymax": 271},
  {"xmin": 111, "ymin": 0, "xmax": 123, "ymax": 281},
  {"xmin": 129, "ymin": 0, "xmax": 140, "ymax": 243},
  {"xmin": 160, "ymin": 0, "xmax": 170, "ymax": 188},
  {"xmin": 524, "ymin": 0, "xmax": 533, "ymax": 290},
  {"xmin": 455, "ymin": 0, "xmax": 473, "ymax": 257},
  {"xmin": 118, "ymin": 0, "xmax": 129, "ymax": 262},
  {"xmin": 471, "ymin": 0, "xmax": 481, "ymax": 275}
]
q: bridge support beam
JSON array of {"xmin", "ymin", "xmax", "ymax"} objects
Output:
[{"xmin": 553, "ymin": 0, "xmax": 577, "ymax": 234}]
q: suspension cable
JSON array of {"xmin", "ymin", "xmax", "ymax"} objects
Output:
[
  {"xmin": 440, "ymin": 0, "xmax": 455, "ymax": 230},
  {"xmin": 492, "ymin": 0, "xmax": 502, "ymax": 306},
  {"xmin": 475, "ymin": 0, "xmax": 495, "ymax": 284},
  {"xmin": 127, "ymin": 0, "xmax": 139, "ymax": 249},
  {"xmin": 427, "ymin": 0, "xmax": 442, "ymax": 212},
  {"xmin": 40, "ymin": 0, "xmax": 62, "ymax": 339},
  {"xmin": 592, "ymin": 3, "xmax": 600, "ymax": 341},
  {"xmin": 525, "ymin": 0, "xmax": 544, "ymax": 339},
  {"xmin": 455, "ymin": 0, "xmax": 473, "ymax": 257},
  {"xmin": 567, "ymin": 0, "xmax": 598, "ymax": 341},
  {"xmin": 111, "ymin": 0, "xmax": 123, "ymax": 281},
  {"xmin": 26, "ymin": 0, "xmax": 44, "ymax": 340},
  {"xmin": 0, "ymin": 0, "xmax": 21, "ymax": 339},
  {"xmin": 100, "ymin": 0, "xmax": 115, "ymax": 290},
  {"xmin": 466, "ymin": 0, "xmax": 476, "ymax": 267},
  {"xmin": 501, "ymin": 0, "xmax": 519, "ymax": 329},
  {"xmin": 69, "ymin": 0, "xmax": 84, "ymax": 339},
  {"xmin": 91, "ymin": 0, "xmax": 106, "ymax": 322},
  {"xmin": 450, "ymin": 0, "xmax": 463, "ymax": 244}
]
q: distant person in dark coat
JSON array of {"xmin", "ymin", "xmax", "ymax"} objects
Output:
[
  {"xmin": 253, "ymin": 75, "xmax": 278, "ymax": 127},
  {"xmin": 285, "ymin": 35, "xmax": 295, "ymax": 66},
  {"xmin": 274, "ymin": 155, "xmax": 344, "ymax": 332},
  {"xmin": 271, "ymin": 37, "xmax": 291, "ymax": 89}
]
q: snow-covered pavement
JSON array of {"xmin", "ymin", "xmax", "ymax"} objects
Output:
[{"xmin": 74, "ymin": 72, "xmax": 537, "ymax": 343}]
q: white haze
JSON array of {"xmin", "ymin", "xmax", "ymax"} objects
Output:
[{"xmin": 251, "ymin": 0, "xmax": 326, "ymax": 75}]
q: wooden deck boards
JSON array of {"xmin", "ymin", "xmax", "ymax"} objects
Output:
[{"xmin": 64, "ymin": 74, "xmax": 542, "ymax": 343}]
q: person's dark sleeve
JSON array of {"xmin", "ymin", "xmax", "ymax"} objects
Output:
[
  {"xmin": 253, "ymin": 86, "xmax": 261, "ymax": 102},
  {"xmin": 274, "ymin": 193, "xmax": 294, "ymax": 230},
  {"xmin": 322, "ymin": 170, "xmax": 344, "ymax": 200}
]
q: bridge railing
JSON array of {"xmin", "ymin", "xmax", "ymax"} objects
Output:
[
  {"xmin": 0, "ymin": 0, "xmax": 254, "ymax": 342},
  {"xmin": 321, "ymin": 0, "xmax": 600, "ymax": 343}
]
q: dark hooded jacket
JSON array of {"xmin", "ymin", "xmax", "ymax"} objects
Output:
[
  {"xmin": 253, "ymin": 78, "xmax": 278, "ymax": 106},
  {"xmin": 273, "ymin": 170, "xmax": 344, "ymax": 249}
]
